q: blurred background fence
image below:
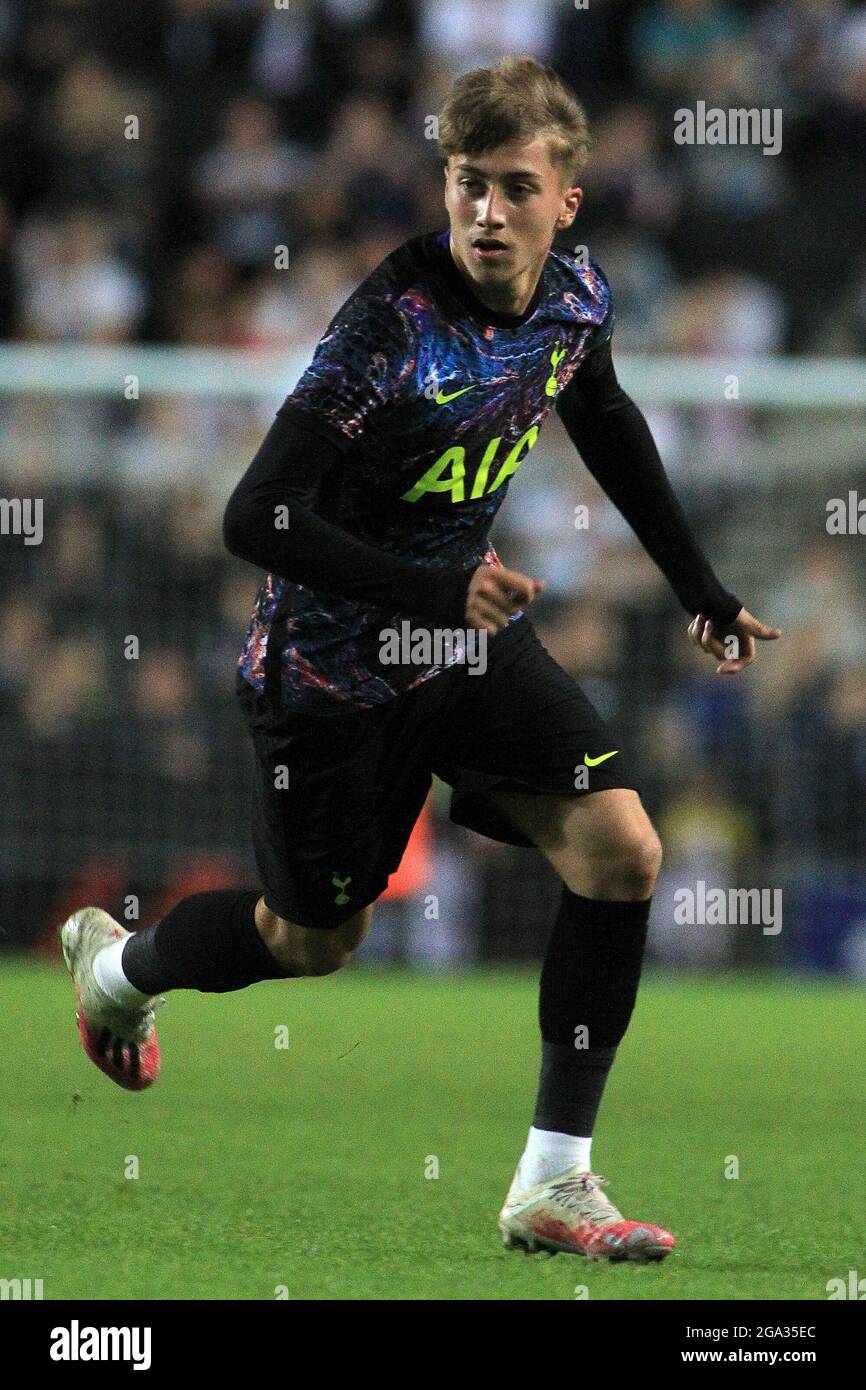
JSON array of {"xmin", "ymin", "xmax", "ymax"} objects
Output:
[
  {"xmin": 0, "ymin": 0, "xmax": 864, "ymax": 973},
  {"xmin": 2, "ymin": 350, "xmax": 865, "ymax": 973}
]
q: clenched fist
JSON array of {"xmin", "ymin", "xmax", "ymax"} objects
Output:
[{"xmin": 465, "ymin": 563, "xmax": 545, "ymax": 636}]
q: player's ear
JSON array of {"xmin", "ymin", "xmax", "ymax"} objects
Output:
[{"xmin": 561, "ymin": 187, "xmax": 582, "ymax": 222}]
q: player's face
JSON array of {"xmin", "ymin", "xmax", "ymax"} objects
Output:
[{"xmin": 444, "ymin": 136, "xmax": 582, "ymax": 316}]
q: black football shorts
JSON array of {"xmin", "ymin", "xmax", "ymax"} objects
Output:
[{"xmin": 235, "ymin": 615, "xmax": 641, "ymax": 928}]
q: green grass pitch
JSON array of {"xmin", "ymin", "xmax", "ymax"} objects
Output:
[{"xmin": 3, "ymin": 960, "xmax": 863, "ymax": 1301}]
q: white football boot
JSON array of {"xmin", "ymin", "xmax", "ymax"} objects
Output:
[
  {"xmin": 499, "ymin": 1163, "xmax": 676, "ymax": 1261},
  {"xmin": 59, "ymin": 907, "xmax": 163, "ymax": 1091}
]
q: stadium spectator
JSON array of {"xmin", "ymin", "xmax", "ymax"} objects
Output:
[
  {"xmin": 0, "ymin": 0, "xmax": 863, "ymax": 960},
  {"xmin": 16, "ymin": 209, "xmax": 145, "ymax": 342},
  {"xmin": 630, "ymin": 0, "xmax": 746, "ymax": 98},
  {"xmin": 193, "ymin": 95, "xmax": 311, "ymax": 268}
]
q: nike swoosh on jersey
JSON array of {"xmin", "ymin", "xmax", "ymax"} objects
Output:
[
  {"xmin": 435, "ymin": 385, "xmax": 477, "ymax": 404},
  {"xmin": 584, "ymin": 751, "xmax": 619, "ymax": 766}
]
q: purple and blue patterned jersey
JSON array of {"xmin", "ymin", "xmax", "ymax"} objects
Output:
[{"xmin": 238, "ymin": 228, "xmax": 614, "ymax": 715}]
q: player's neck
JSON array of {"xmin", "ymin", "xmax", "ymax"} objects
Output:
[{"xmin": 447, "ymin": 234, "xmax": 545, "ymax": 319}]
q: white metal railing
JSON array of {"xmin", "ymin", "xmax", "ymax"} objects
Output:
[{"xmin": 0, "ymin": 345, "xmax": 864, "ymax": 407}]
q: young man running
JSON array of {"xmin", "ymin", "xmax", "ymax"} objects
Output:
[{"xmin": 60, "ymin": 56, "xmax": 780, "ymax": 1263}]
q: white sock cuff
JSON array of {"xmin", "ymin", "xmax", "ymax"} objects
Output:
[
  {"xmin": 92, "ymin": 937, "xmax": 154, "ymax": 1009},
  {"xmin": 518, "ymin": 1126, "xmax": 592, "ymax": 1187}
]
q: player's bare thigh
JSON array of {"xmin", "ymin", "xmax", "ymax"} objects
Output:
[
  {"xmin": 254, "ymin": 897, "xmax": 375, "ymax": 976},
  {"xmin": 489, "ymin": 787, "xmax": 662, "ymax": 901}
]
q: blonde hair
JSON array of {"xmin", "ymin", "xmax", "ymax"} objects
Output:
[{"xmin": 437, "ymin": 55, "xmax": 591, "ymax": 188}]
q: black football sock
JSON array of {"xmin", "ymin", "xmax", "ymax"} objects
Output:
[
  {"xmin": 533, "ymin": 887, "xmax": 651, "ymax": 1136},
  {"xmin": 121, "ymin": 889, "xmax": 296, "ymax": 994}
]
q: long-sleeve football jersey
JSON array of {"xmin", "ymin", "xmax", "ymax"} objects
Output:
[{"xmin": 229, "ymin": 228, "xmax": 740, "ymax": 714}]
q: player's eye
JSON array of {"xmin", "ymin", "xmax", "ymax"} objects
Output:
[{"xmin": 458, "ymin": 179, "xmax": 535, "ymax": 196}]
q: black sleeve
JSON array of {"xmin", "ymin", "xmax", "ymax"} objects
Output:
[
  {"xmin": 555, "ymin": 338, "xmax": 742, "ymax": 626},
  {"xmin": 222, "ymin": 407, "xmax": 474, "ymax": 628}
]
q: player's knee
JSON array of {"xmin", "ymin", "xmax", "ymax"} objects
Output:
[
  {"xmin": 295, "ymin": 913, "xmax": 371, "ymax": 975},
  {"xmin": 566, "ymin": 828, "xmax": 663, "ymax": 899},
  {"xmin": 270, "ymin": 920, "xmax": 352, "ymax": 977},
  {"xmin": 294, "ymin": 941, "xmax": 351, "ymax": 976},
  {"xmin": 616, "ymin": 831, "xmax": 663, "ymax": 898},
  {"xmin": 596, "ymin": 828, "xmax": 662, "ymax": 899},
  {"xmin": 256, "ymin": 899, "xmax": 372, "ymax": 977}
]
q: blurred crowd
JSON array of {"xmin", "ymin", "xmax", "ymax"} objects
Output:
[
  {"xmin": 1, "ymin": 0, "xmax": 865, "ymax": 965},
  {"xmin": 2, "ymin": 463, "xmax": 865, "ymax": 964},
  {"xmin": 0, "ymin": 0, "xmax": 865, "ymax": 353}
]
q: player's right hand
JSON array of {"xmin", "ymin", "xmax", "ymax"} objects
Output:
[{"xmin": 465, "ymin": 564, "xmax": 545, "ymax": 636}]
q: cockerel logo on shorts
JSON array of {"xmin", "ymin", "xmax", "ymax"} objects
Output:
[{"xmin": 331, "ymin": 873, "xmax": 352, "ymax": 905}]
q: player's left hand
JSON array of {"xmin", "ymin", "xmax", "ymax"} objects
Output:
[{"xmin": 687, "ymin": 608, "xmax": 782, "ymax": 675}]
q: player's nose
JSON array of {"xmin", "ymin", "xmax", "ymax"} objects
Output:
[{"xmin": 479, "ymin": 192, "xmax": 506, "ymax": 226}]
